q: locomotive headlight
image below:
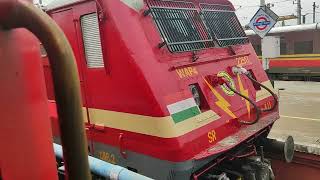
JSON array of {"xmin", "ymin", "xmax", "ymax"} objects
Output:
[{"xmin": 189, "ymin": 84, "xmax": 201, "ymax": 107}]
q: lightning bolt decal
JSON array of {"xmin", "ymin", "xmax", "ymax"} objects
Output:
[
  {"xmin": 237, "ymin": 74, "xmax": 251, "ymax": 118},
  {"xmin": 204, "ymin": 78, "xmax": 237, "ymax": 119}
]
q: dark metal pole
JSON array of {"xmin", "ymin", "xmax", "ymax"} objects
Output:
[
  {"xmin": 0, "ymin": 1, "xmax": 91, "ymax": 180},
  {"xmin": 297, "ymin": 0, "xmax": 302, "ymax": 24},
  {"xmin": 313, "ymin": 2, "xmax": 316, "ymax": 23}
]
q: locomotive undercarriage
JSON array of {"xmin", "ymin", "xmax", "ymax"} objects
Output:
[
  {"xmin": 55, "ymin": 119, "xmax": 293, "ymax": 180},
  {"xmin": 193, "ymin": 131, "xmax": 291, "ymax": 180},
  {"xmin": 54, "ymin": 138, "xmax": 280, "ymax": 180},
  {"xmin": 195, "ymin": 139, "xmax": 275, "ymax": 180},
  {"xmin": 269, "ymin": 73, "xmax": 320, "ymax": 82},
  {"xmin": 198, "ymin": 136, "xmax": 294, "ymax": 180},
  {"xmin": 201, "ymin": 156, "xmax": 274, "ymax": 180}
]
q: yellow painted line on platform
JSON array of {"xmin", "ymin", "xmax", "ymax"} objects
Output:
[{"xmin": 281, "ymin": 115, "xmax": 320, "ymax": 122}]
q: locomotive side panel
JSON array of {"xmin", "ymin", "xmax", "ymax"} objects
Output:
[{"xmin": 46, "ymin": 1, "xmax": 163, "ymax": 117}]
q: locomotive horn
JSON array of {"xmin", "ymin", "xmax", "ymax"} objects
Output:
[
  {"xmin": 261, "ymin": 136, "xmax": 295, "ymax": 163},
  {"xmin": 0, "ymin": 1, "xmax": 91, "ymax": 180}
]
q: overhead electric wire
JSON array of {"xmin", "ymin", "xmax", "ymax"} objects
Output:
[
  {"xmin": 271, "ymin": 0, "xmax": 292, "ymax": 4},
  {"xmin": 235, "ymin": 0, "xmax": 293, "ymax": 11}
]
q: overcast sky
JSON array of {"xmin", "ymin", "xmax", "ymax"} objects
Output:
[
  {"xmin": 39, "ymin": 0, "xmax": 319, "ymax": 25},
  {"xmin": 231, "ymin": 0, "xmax": 319, "ymax": 25}
]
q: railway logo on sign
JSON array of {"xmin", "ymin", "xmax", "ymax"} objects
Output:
[
  {"xmin": 248, "ymin": 6, "xmax": 279, "ymax": 38},
  {"xmin": 254, "ymin": 17, "xmax": 271, "ymax": 30}
]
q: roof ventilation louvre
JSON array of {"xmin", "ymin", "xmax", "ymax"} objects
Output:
[
  {"xmin": 200, "ymin": 3, "xmax": 249, "ymax": 47},
  {"xmin": 147, "ymin": 0, "xmax": 215, "ymax": 53},
  {"xmin": 81, "ymin": 13, "xmax": 104, "ymax": 68}
]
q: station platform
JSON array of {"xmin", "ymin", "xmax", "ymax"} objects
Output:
[
  {"xmin": 267, "ymin": 81, "xmax": 320, "ymax": 179},
  {"xmin": 269, "ymin": 81, "xmax": 320, "ymax": 155}
]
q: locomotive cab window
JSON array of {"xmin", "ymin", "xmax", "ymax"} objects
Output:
[
  {"xmin": 294, "ymin": 41, "xmax": 313, "ymax": 54},
  {"xmin": 280, "ymin": 36, "xmax": 287, "ymax": 55},
  {"xmin": 81, "ymin": 13, "xmax": 104, "ymax": 68}
]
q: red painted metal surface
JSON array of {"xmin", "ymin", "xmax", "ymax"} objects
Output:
[
  {"xmin": 0, "ymin": 28, "xmax": 58, "ymax": 180},
  {"xmin": 45, "ymin": 0, "xmax": 278, "ymax": 164},
  {"xmin": 270, "ymin": 59, "xmax": 320, "ymax": 68}
]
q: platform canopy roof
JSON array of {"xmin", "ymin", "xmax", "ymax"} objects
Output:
[{"xmin": 245, "ymin": 23, "xmax": 320, "ymax": 36}]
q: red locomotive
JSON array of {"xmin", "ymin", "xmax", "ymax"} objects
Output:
[{"xmin": 41, "ymin": 0, "xmax": 290, "ymax": 179}]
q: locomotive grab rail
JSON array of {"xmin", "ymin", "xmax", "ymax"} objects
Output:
[{"xmin": 0, "ymin": 1, "xmax": 91, "ymax": 179}]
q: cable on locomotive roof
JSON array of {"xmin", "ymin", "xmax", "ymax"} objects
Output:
[
  {"xmin": 200, "ymin": 3, "xmax": 249, "ymax": 47},
  {"xmin": 146, "ymin": 0, "xmax": 215, "ymax": 53}
]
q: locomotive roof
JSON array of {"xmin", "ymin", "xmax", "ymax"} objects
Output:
[{"xmin": 45, "ymin": 0, "xmax": 233, "ymax": 11}]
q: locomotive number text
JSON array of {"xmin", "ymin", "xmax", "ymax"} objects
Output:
[
  {"xmin": 261, "ymin": 101, "xmax": 272, "ymax": 111},
  {"xmin": 236, "ymin": 56, "xmax": 251, "ymax": 66},
  {"xmin": 208, "ymin": 130, "xmax": 217, "ymax": 143},
  {"xmin": 176, "ymin": 67, "xmax": 198, "ymax": 79},
  {"xmin": 98, "ymin": 151, "xmax": 117, "ymax": 164}
]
